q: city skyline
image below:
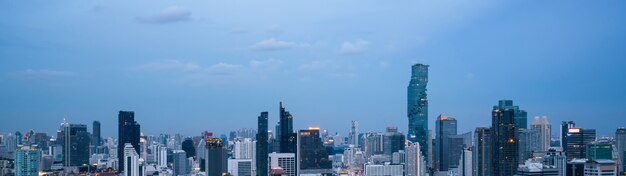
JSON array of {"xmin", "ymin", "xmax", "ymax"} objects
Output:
[{"xmin": 2, "ymin": 0, "xmax": 626, "ymax": 138}]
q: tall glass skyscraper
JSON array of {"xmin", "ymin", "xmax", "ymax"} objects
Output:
[
  {"xmin": 491, "ymin": 106, "xmax": 518, "ymax": 176},
  {"xmin": 256, "ymin": 111, "xmax": 269, "ymax": 176},
  {"xmin": 407, "ymin": 63, "xmax": 429, "ymax": 162},
  {"xmin": 92, "ymin": 121, "xmax": 101, "ymax": 146},
  {"xmin": 279, "ymin": 102, "xmax": 296, "ymax": 154},
  {"xmin": 118, "ymin": 111, "xmax": 141, "ymax": 172},
  {"xmin": 435, "ymin": 115, "xmax": 457, "ymax": 171},
  {"xmin": 496, "ymin": 100, "xmax": 528, "ymax": 129},
  {"xmin": 615, "ymin": 128, "xmax": 626, "ymax": 175}
]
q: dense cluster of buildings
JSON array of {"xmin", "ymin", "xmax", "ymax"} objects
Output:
[{"xmin": 0, "ymin": 63, "xmax": 624, "ymax": 176}]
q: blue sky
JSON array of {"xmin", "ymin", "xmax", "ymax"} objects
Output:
[{"xmin": 1, "ymin": 0, "xmax": 625, "ymax": 138}]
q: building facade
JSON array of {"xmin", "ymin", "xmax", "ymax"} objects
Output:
[{"xmin": 407, "ymin": 63, "xmax": 429, "ymax": 163}]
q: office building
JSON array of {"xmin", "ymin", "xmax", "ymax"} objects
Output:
[
  {"xmin": 119, "ymin": 111, "xmax": 141, "ymax": 172},
  {"xmin": 561, "ymin": 121, "xmax": 576, "ymax": 150},
  {"xmin": 234, "ymin": 138, "xmax": 255, "ymax": 159},
  {"xmin": 15, "ymin": 145, "xmax": 40, "ymax": 176},
  {"xmin": 566, "ymin": 159, "xmax": 586, "ymax": 176},
  {"xmin": 543, "ymin": 148, "xmax": 567, "ymax": 176},
  {"xmin": 279, "ymin": 102, "xmax": 296, "ymax": 154},
  {"xmin": 615, "ymin": 128, "xmax": 626, "ymax": 175},
  {"xmin": 407, "ymin": 63, "xmax": 429, "ymax": 163},
  {"xmin": 384, "ymin": 126, "xmax": 405, "ymax": 156},
  {"xmin": 496, "ymin": 100, "xmax": 528, "ymax": 129},
  {"xmin": 473, "ymin": 127, "xmax": 491, "ymax": 176},
  {"xmin": 457, "ymin": 147, "xmax": 472, "ymax": 176},
  {"xmin": 123, "ymin": 143, "xmax": 145, "ymax": 176},
  {"xmin": 586, "ymin": 140, "xmax": 613, "ymax": 160},
  {"xmin": 364, "ymin": 164, "xmax": 404, "ymax": 176},
  {"xmin": 491, "ymin": 105, "xmax": 518, "ymax": 176},
  {"xmin": 349, "ymin": 121, "xmax": 359, "ymax": 147},
  {"xmin": 406, "ymin": 141, "xmax": 423, "ymax": 176},
  {"xmin": 297, "ymin": 127, "xmax": 331, "ymax": 171},
  {"xmin": 566, "ymin": 128, "xmax": 597, "ymax": 159},
  {"xmin": 228, "ymin": 159, "xmax": 253, "ymax": 176},
  {"xmin": 205, "ymin": 138, "xmax": 228, "ymax": 176},
  {"xmin": 256, "ymin": 112, "xmax": 269, "ymax": 176},
  {"xmin": 435, "ymin": 115, "xmax": 457, "ymax": 171},
  {"xmin": 269, "ymin": 152, "xmax": 296, "ymax": 176},
  {"xmin": 93, "ymin": 121, "xmax": 101, "ymax": 147},
  {"xmin": 59, "ymin": 123, "xmax": 90, "ymax": 166},
  {"xmin": 529, "ymin": 116, "xmax": 551, "ymax": 153},
  {"xmin": 448, "ymin": 132, "xmax": 472, "ymax": 169},
  {"xmin": 584, "ymin": 159, "xmax": 617, "ymax": 176},
  {"xmin": 516, "ymin": 159, "xmax": 559, "ymax": 176},
  {"xmin": 364, "ymin": 132, "xmax": 384, "ymax": 157},
  {"xmin": 173, "ymin": 150, "xmax": 189, "ymax": 176}
]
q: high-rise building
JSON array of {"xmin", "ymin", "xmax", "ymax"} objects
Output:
[
  {"xmin": 560, "ymin": 121, "xmax": 575, "ymax": 150},
  {"xmin": 118, "ymin": 111, "xmax": 141, "ymax": 172},
  {"xmin": 383, "ymin": 126, "xmax": 405, "ymax": 156},
  {"xmin": 407, "ymin": 63, "xmax": 429, "ymax": 163},
  {"xmin": 435, "ymin": 115, "xmax": 457, "ymax": 171},
  {"xmin": 529, "ymin": 116, "xmax": 551, "ymax": 153},
  {"xmin": 406, "ymin": 141, "xmax": 423, "ymax": 176},
  {"xmin": 448, "ymin": 132, "xmax": 472, "ymax": 169},
  {"xmin": 297, "ymin": 128, "xmax": 331, "ymax": 171},
  {"xmin": 278, "ymin": 102, "xmax": 296, "ymax": 154},
  {"xmin": 543, "ymin": 148, "xmax": 566, "ymax": 176},
  {"xmin": 269, "ymin": 152, "xmax": 296, "ymax": 176},
  {"xmin": 458, "ymin": 147, "xmax": 472, "ymax": 176},
  {"xmin": 256, "ymin": 112, "xmax": 269, "ymax": 176},
  {"xmin": 205, "ymin": 138, "xmax": 228, "ymax": 176},
  {"xmin": 473, "ymin": 127, "xmax": 491, "ymax": 176},
  {"xmin": 517, "ymin": 129, "xmax": 532, "ymax": 163},
  {"xmin": 228, "ymin": 159, "xmax": 253, "ymax": 176},
  {"xmin": 234, "ymin": 138, "xmax": 255, "ymax": 159},
  {"xmin": 349, "ymin": 121, "xmax": 359, "ymax": 148},
  {"xmin": 565, "ymin": 128, "xmax": 596, "ymax": 159},
  {"xmin": 615, "ymin": 127, "xmax": 626, "ymax": 175},
  {"xmin": 182, "ymin": 137, "xmax": 196, "ymax": 159},
  {"xmin": 15, "ymin": 145, "xmax": 40, "ymax": 176},
  {"xmin": 59, "ymin": 123, "xmax": 90, "ymax": 166},
  {"xmin": 587, "ymin": 140, "xmax": 613, "ymax": 160},
  {"xmin": 93, "ymin": 121, "xmax": 101, "ymax": 147},
  {"xmin": 496, "ymin": 100, "xmax": 528, "ymax": 129},
  {"xmin": 491, "ymin": 106, "xmax": 518, "ymax": 176},
  {"xmin": 123, "ymin": 143, "xmax": 145, "ymax": 176},
  {"xmin": 364, "ymin": 132, "xmax": 384, "ymax": 157},
  {"xmin": 172, "ymin": 150, "xmax": 189, "ymax": 176}
]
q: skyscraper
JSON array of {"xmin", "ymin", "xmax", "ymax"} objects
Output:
[
  {"xmin": 496, "ymin": 100, "xmax": 528, "ymax": 129},
  {"xmin": 383, "ymin": 126, "xmax": 405, "ymax": 156},
  {"xmin": 92, "ymin": 121, "xmax": 101, "ymax": 147},
  {"xmin": 565, "ymin": 128, "xmax": 596, "ymax": 159},
  {"xmin": 529, "ymin": 116, "xmax": 551, "ymax": 153},
  {"xmin": 297, "ymin": 127, "xmax": 331, "ymax": 171},
  {"xmin": 118, "ymin": 111, "xmax": 141, "ymax": 172},
  {"xmin": 60, "ymin": 123, "xmax": 90, "ymax": 166},
  {"xmin": 279, "ymin": 102, "xmax": 296, "ymax": 154},
  {"xmin": 473, "ymin": 127, "xmax": 491, "ymax": 176},
  {"xmin": 349, "ymin": 121, "xmax": 359, "ymax": 147},
  {"xmin": 405, "ymin": 141, "xmax": 422, "ymax": 176},
  {"xmin": 407, "ymin": 63, "xmax": 429, "ymax": 163},
  {"xmin": 586, "ymin": 140, "xmax": 613, "ymax": 160},
  {"xmin": 616, "ymin": 128, "xmax": 626, "ymax": 175},
  {"xmin": 491, "ymin": 106, "xmax": 518, "ymax": 176},
  {"xmin": 435, "ymin": 115, "xmax": 457, "ymax": 171},
  {"xmin": 256, "ymin": 112, "xmax": 269, "ymax": 176},
  {"xmin": 173, "ymin": 150, "xmax": 189, "ymax": 176},
  {"xmin": 560, "ymin": 121, "xmax": 575, "ymax": 150},
  {"xmin": 15, "ymin": 145, "xmax": 40, "ymax": 176},
  {"xmin": 268, "ymin": 152, "xmax": 296, "ymax": 176},
  {"xmin": 205, "ymin": 138, "xmax": 228, "ymax": 176},
  {"xmin": 123, "ymin": 143, "xmax": 145, "ymax": 176}
]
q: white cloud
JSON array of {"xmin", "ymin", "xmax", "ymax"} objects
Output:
[
  {"xmin": 249, "ymin": 58, "xmax": 283, "ymax": 70},
  {"xmin": 340, "ymin": 39, "xmax": 370, "ymax": 55},
  {"xmin": 136, "ymin": 6, "xmax": 191, "ymax": 24},
  {"xmin": 250, "ymin": 38, "xmax": 309, "ymax": 51},
  {"xmin": 9, "ymin": 69, "xmax": 76, "ymax": 80}
]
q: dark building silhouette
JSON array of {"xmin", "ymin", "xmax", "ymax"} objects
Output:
[
  {"xmin": 205, "ymin": 138, "xmax": 228, "ymax": 176},
  {"xmin": 297, "ymin": 128, "xmax": 331, "ymax": 170},
  {"xmin": 560, "ymin": 121, "xmax": 575, "ymax": 152},
  {"xmin": 279, "ymin": 102, "xmax": 296, "ymax": 154},
  {"xmin": 565, "ymin": 128, "xmax": 596, "ymax": 160},
  {"xmin": 256, "ymin": 112, "xmax": 269, "ymax": 176},
  {"xmin": 491, "ymin": 106, "xmax": 518, "ymax": 176},
  {"xmin": 59, "ymin": 123, "xmax": 91, "ymax": 166},
  {"xmin": 407, "ymin": 63, "xmax": 429, "ymax": 163},
  {"xmin": 118, "ymin": 111, "xmax": 141, "ymax": 172},
  {"xmin": 92, "ymin": 121, "xmax": 101, "ymax": 146},
  {"xmin": 182, "ymin": 137, "xmax": 196, "ymax": 158},
  {"xmin": 473, "ymin": 127, "xmax": 492, "ymax": 176}
]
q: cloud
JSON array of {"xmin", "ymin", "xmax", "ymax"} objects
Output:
[
  {"xmin": 8, "ymin": 69, "xmax": 76, "ymax": 80},
  {"xmin": 249, "ymin": 58, "xmax": 283, "ymax": 70},
  {"xmin": 132, "ymin": 60, "xmax": 200, "ymax": 72},
  {"xmin": 132, "ymin": 60, "xmax": 249, "ymax": 86},
  {"xmin": 340, "ymin": 39, "xmax": 370, "ymax": 55},
  {"xmin": 250, "ymin": 38, "xmax": 309, "ymax": 51},
  {"xmin": 136, "ymin": 6, "xmax": 191, "ymax": 24}
]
